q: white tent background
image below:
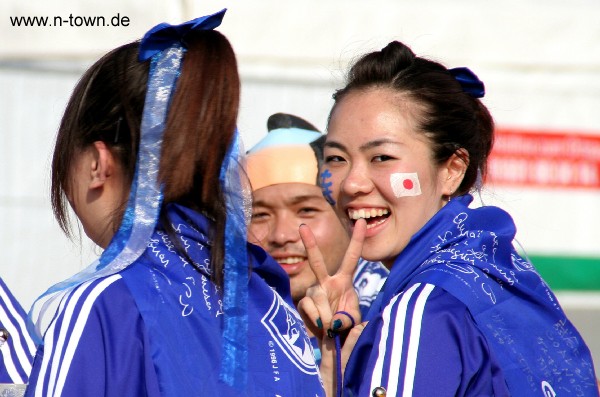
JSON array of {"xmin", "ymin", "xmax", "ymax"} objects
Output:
[{"xmin": 2, "ymin": 0, "xmax": 600, "ymax": 365}]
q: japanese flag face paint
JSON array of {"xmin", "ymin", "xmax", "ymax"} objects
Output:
[{"xmin": 390, "ymin": 172, "xmax": 421, "ymax": 197}]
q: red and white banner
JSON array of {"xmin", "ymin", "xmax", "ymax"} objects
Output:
[{"xmin": 487, "ymin": 128, "xmax": 600, "ymax": 189}]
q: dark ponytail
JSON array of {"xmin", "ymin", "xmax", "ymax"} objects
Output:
[{"xmin": 159, "ymin": 29, "xmax": 240, "ymax": 287}]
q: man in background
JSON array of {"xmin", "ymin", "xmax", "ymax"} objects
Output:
[{"xmin": 246, "ymin": 113, "xmax": 388, "ymax": 329}]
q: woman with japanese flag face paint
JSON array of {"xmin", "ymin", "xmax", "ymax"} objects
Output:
[{"xmin": 298, "ymin": 41, "xmax": 599, "ymax": 397}]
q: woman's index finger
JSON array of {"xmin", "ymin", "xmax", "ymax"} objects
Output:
[
  {"xmin": 338, "ymin": 218, "xmax": 366, "ymax": 276},
  {"xmin": 298, "ymin": 223, "xmax": 330, "ymax": 283}
]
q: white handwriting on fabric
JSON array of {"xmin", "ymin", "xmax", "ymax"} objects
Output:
[
  {"xmin": 151, "ymin": 222, "xmax": 222, "ymax": 318},
  {"xmin": 179, "ymin": 276, "xmax": 195, "ymax": 317},
  {"xmin": 148, "ymin": 237, "xmax": 170, "ymax": 267},
  {"xmin": 487, "ymin": 313, "xmax": 537, "ymax": 390},
  {"xmin": 180, "ymin": 236, "xmax": 191, "ymax": 254},
  {"xmin": 216, "ymin": 298, "xmax": 224, "ymax": 317},
  {"xmin": 158, "ymin": 230, "xmax": 176, "ymax": 253},
  {"xmin": 152, "ymin": 228, "xmax": 199, "ymax": 318},
  {"xmin": 535, "ymin": 319, "xmax": 596, "ymax": 396},
  {"xmin": 430, "ymin": 211, "xmax": 597, "ymax": 395},
  {"xmin": 173, "ymin": 222, "xmax": 207, "ymax": 252},
  {"xmin": 481, "ymin": 282, "xmax": 496, "ymax": 304},
  {"xmin": 201, "ymin": 274, "xmax": 212, "ymax": 311},
  {"xmin": 431, "ymin": 212, "xmax": 512, "ymax": 304}
]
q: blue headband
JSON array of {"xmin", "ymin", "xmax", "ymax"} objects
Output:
[
  {"xmin": 449, "ymin": 67, "xmax": 485, "ymax": 98},
  {"xmin": 29, "ymin": 7, "xmax": 250, "ymax": 391}
]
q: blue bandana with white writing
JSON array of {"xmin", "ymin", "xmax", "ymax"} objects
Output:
[
  {"xmin": 120, "ymin": 204, "xmax": 324, "ymax": 396},
  {"xmin": 367, "ymin": 194, "xmax": 598, "ymax": 396}
]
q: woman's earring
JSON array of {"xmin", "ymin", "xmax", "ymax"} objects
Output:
[{"xmin": 447, "ymin": 190, "xmax": 455, "ymax": 202}]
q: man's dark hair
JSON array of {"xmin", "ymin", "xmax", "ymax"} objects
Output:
[{"xmin": 267, "ymin": 112, "xmax": 320, "ymax": 132}]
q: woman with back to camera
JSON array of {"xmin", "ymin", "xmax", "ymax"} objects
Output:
[
  {"xmin": 25, "ymin": 10, "xmax": 327, "ymax": 396},
  {"xmin": 298, "ymin": 40, "xmax": 599, "ymax": 396}
]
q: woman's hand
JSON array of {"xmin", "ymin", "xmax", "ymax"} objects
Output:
[
  {"xmin": 297, "ymin": 218, "xmax": 367, "ymax": 337},
  {"xmin": 318, "ymin": 321, "xmax": 367, "ymax": 397},
  {"xmin": 297, "ymin": 219, "xmax": 367, "ymax": 396}
]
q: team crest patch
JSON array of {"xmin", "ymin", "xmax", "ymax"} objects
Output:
[
  {"xmin": 355, "ymin": 271, "xmax": 386, "ymax": 307},
  {"xmin": 261, "ymin": 292, "xmax": 318, "ymax": 374}
]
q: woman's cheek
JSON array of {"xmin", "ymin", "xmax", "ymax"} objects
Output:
[{"xmin": 390, "ymin": 172, "xmax": 422, "ymax": 198}]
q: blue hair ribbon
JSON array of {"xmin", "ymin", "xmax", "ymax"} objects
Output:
[
  {"xmin": 138, "ymin": 9, "xmax": 226, "ymax": 61},
  {"xmin": 449, "ymin": 67, "xmax": 485, "ymax": 98},
  {"xmin": 28, "ymin": 8, "xmax": 251, "ymax": 392},
  {"xmin": 219, "ymin": 129, "xmax": 250, "ymax": 390}
]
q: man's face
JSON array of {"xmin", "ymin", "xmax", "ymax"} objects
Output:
[{"xmin": 249, "ymin": 183, "xmax": 350, "ymax": 304}]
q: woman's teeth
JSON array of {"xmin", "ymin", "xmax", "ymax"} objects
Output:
[
  {"xmin": 347, "ymin": 208, "xmax": 390, "ymax": 229},
  {"xmin": 348, "ymin": 208, "xmax": 389, "ymax": 220},
  {"xmin": 277, "ymin": 257, "xmax": 305, "ymax": 265}
]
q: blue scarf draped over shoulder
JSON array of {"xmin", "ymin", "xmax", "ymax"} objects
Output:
[
  {"xmin": 368, "ymin": 194, "xmax": 598, "ymax": 396},
  {"xmin": 119, "ymin": 204, "xmax": 296, "ymax": 396}
]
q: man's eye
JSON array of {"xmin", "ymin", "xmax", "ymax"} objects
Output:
[
  {"xmin": 251, "ymin": 212, "xmax": 268, "ymax": 221},
  {"xmin": 324, "ymin": 155, "xmax": 345, "ymax": 163},
  {"xmin": 299, "ymin": 207, "xmax": 318, "ymax": 215}
]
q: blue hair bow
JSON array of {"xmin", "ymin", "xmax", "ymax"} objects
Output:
[
  {"xmin": 139, "ymin": 8, "xmax": 226, "ymax": 61},
  {"xmin": 449, "ymin": 67, "xmax": 485, "ymax": 98}
]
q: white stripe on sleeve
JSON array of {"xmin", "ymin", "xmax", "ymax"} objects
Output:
[
  {"xmin": 0, "ymin": 305, "xmax": 23, "ymax": 382},
  {"xmin": 53, "ymin": 275, "xmax": 121, "ymax": 397},
  {"xmin": 46, "ymin": 279, "xmax": 97, "ymax": 397},
  {"xmin": 0, "ymin": 283, "xmax": 36, "ymax": 372},
  {"xmin": 34, "ymin": 288, "xmax": 71, "ymax": 397},
  {"xmin": 369, "ymin": 283, "xmax": 422, "ymax": 394},
  {"xmin": 399, "ymin": 283, "xmax": 434, "ymax": 397},
  {"xmin": 32, "ymin": 275, "xmax": 120, "ymax": 397}
]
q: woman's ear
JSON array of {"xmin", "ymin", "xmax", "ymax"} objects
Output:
[
  {"xmin": 89, "ymin": 141, "xmax": 116, "ymax": 189},
  {"xmin": 441, "ymin": 148, "xmax": 469, "ymax": 197}
]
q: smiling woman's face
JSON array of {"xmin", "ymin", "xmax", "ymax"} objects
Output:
[{"xmin": 325, "ymin": 88, "xmax": 452, "ymax": 268}]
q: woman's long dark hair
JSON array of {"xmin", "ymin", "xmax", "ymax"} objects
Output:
[{"xmin": 51, "ymin": 30, "xmax": 240, "ymax": 287}]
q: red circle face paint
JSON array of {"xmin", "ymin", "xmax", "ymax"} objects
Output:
[{"xmin": 391, "ymin": 172, "xmax": 422, "ymax": 197}]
